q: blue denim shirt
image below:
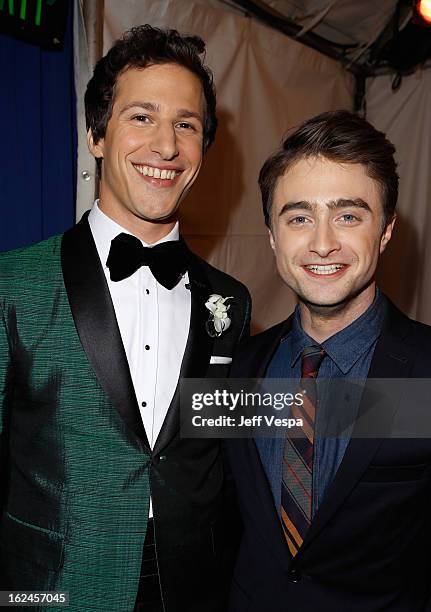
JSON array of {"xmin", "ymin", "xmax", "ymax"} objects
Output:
[{"xmin": 256, "ymin": 290, "xmax": 387, "ymax": 517}]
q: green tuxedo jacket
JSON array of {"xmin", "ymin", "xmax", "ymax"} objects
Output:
[{"xmin": 0, "ymin": 214, "xmax": 251, "ymax": 611}]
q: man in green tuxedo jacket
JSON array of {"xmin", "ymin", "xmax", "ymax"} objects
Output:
[{"xmin": 0, "ymin": 25, "xmax": 250, "ymax": 611}]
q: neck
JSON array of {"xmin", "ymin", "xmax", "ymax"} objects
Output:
[
  {"xmin": 299, "ymin": 283, "xmax": 376, "ymax": 344},
  {"xmin": 98, "ymin": 202, "xmax": 177, "ymax": 244}
]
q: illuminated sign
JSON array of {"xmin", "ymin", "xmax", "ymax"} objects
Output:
[{"xmin": 0, "ymin": 0, "xmax": 69, "ymax": 49}]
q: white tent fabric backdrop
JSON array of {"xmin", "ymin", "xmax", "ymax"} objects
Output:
[
  {"xmin": 367, "ymin": 68, "xmax": 431, "ymax": 325},
  {"xmin": 95, "ymin": 0, "xmax": 354, "ymax": 331}
]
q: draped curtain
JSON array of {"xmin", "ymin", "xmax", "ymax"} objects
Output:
[
  {"xmin": 0, "ymin": 1, "xmax": 76, "ymax": 252},
  {"xmin": 367, "ymin": 69, "xmax": 431, "ymax": 325}
]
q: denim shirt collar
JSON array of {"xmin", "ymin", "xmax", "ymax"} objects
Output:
[{"xmin": 288, "ymin": 289, "xmax": 387, "ymax": 374}]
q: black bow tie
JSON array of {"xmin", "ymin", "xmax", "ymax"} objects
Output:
[{"xmin": 106, "ymin": 233, "xmax": 190, "ymax": 289}]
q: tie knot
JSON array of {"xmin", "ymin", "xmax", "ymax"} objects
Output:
[{"xmin": 300, "ymin": 345, "xmax": 326, "ymax": 378}]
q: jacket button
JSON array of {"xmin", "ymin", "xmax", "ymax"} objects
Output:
[{"xmin": 288, "ymin": 568, "xmax": 301, "ymax": 583}]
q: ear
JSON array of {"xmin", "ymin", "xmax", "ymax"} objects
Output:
[
  {"xmin": 269, "ymin": 227, "xmax": 276, "ymax": 253},
  {"xmin": 379, "ymin": 214, "xmax": 396, "ymax": 254},
  {"xmin": 87, "ymin": 128, "xmax": 104, "ymax": 159}
]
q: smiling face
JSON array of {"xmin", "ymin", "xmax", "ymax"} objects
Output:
[
  {"xmin": 88, "ymin": 63, "xmax": 204, "ymax": 239},
  {"xmin": 269, "ymin": 156, "xmax": 395, "ymax": 316}
]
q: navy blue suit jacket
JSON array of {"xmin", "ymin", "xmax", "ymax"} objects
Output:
[{"xmin": 226, "ymin": 300, "xmax": 431, "ymax": 612}]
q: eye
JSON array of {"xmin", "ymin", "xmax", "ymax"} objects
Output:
[
  {"xmin": 339, "ymin": 213, "xmax": 359, "ymax": 223},
  {"xmin": 176, "ymin": 121, "xmax": 196, "ymax": 131},
  {"xmin": 132, "ymin": 114, "xmax": 150, "ymax": 123},
  {"xmin": 289, "ymin": 216, "xmax": 309, "ymax": 225}
]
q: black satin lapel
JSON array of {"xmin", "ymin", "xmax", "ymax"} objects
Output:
[
  {"xmin": 179, "ymin": 255, "xmax": 214, "ymax": 379},
  {"xmin": 301, "ymin": 325, "xmax": 411, "ymax": 554},
  {"xmin": 153, "ymin": 253, "xmax": 213, "ymax": 455},
  {"xmin": 61, "ymin": 213, "xmax": 150, "ymax": 450}
]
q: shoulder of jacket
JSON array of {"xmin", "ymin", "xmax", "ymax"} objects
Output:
[
  {"xmin": 237, "ymin": 319, "xmax": 289, "ymax": 354},
  {"xmin": 0, "ymin": 234, "xmax": 63, "ymax": 282}
]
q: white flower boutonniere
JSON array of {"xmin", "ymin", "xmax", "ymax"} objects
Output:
[{"xmin": 205, "ymin": 294, "xmax": 233, "ymax": 337}]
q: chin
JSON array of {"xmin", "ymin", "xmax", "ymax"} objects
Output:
[
  {"xmin": 134, "ymin": 207, "xmax": 178, "ymax": 223},
  {"xmin": 300, "ymin": 290, "xmax": 352, "ymax": 309}
]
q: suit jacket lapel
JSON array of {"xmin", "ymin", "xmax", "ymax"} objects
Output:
[
  {"xmin": 61, "ymin": 213, "xmax": 150, "ymax": 450},
  {"xmin": 153, "ymin": 249, "xmax": 214, "ymax": 455},
  {"xmin": 300, "ymin": 302, "xmax": 412, "ymax": 554},
  {"xmin": 238, "ymin": 317, "xmax": 293, "ymax": 378},
  {"xmin": 236, "ymin": 318, "xmax": 294, "ymax": 568}
]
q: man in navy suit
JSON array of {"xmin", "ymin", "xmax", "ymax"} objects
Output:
[{"xmin": 227, "ymin": 110, "xmax": 431, "ymax": 611}]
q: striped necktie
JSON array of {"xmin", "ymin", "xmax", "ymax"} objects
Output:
[{"xmin": 281, "ymin": 345, "xmax": 326, "ymax": 556}]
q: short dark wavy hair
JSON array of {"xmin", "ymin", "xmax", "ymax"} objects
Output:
[
  {"xmin": 85, "ymin": 24, "xmax": 217, "ymax": 155},
  {"xmin": 259, "ymin": 110, "xmax": 399, "ymax": 228}
]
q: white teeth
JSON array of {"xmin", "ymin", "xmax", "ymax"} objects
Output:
[
  {"xmin": 305, "ymin": 264, "xmax": 344, "ymax": 275},
  {"xmin": 134, "ymin": 164, "xmax": 177, "ymax": 180}
]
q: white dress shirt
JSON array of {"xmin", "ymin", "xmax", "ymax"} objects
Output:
[{"xmin": 89, "ymin": 202, "xmax": 191, "ymax": 516}]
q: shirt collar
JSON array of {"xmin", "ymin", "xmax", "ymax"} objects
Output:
[
  {"xmin": 289, "ymin": 290, "xmax": 387, "ymax": 374},
  {"xmin": 88, "ymin": 200, "xmax": 180, "ymax": 269}
]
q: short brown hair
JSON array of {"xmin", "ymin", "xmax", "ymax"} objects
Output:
[
  {"xmin": 259, "ymin": 110, "xmax": 398, "ymax": 228},
  {"xmin": 85, "ymin": 24, "xmax": 217, "ymax": 157}
]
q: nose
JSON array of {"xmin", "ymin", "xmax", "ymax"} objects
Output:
[
  {"xmin": 150, "ymin": 123, "xmax": 179, "ymax": 160},
  {"xmin": 308, "ymin": 220, "xmax": 341, "ymax": 258}
]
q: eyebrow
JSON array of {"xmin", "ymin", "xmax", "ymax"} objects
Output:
[
  {"xmin": 119, "ymin": 101, "xmax": 159, "ymax": 115},
  {"xmin": 278, "ymin": 198, "xmax": 372, "ymax": 217},
  {"xmin": 176, "ymin": 109, "xmax": 203, "ymax": 122},
  {"xmin": 119, "ymin": 101, "xmax": 203, "ymax": 122}
]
